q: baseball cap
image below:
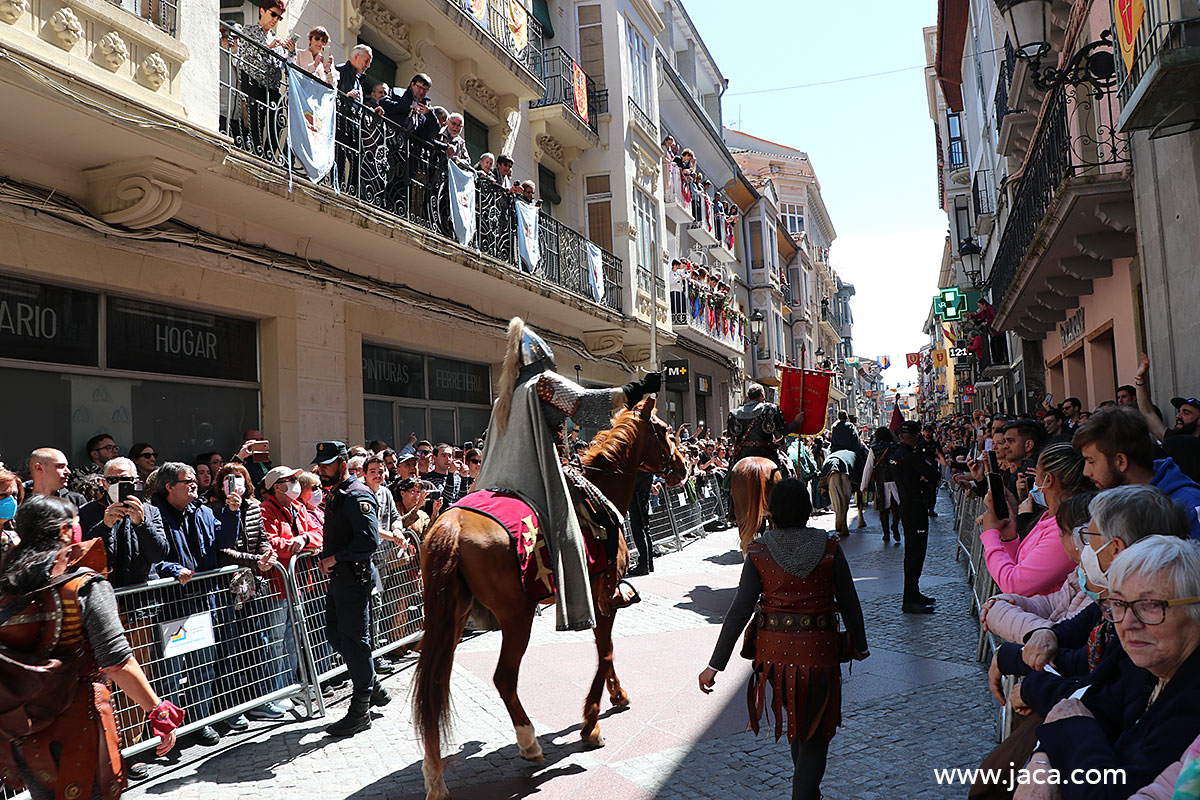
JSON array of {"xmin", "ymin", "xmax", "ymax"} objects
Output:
[
  {"xmin": 313, "ymin": 441, "xmax": 348, "ymax": 465},
  {"xmin": 262, "ymin": 465, "xmax": 303, "ymax": 490},
  {"xmin": 1171, "ymin": 397, "xmax": 1200, "ymax": 412},
  {"xmin": 898, "ymin": 420, "xmax": 922, "ymax": 435},
  {"xmin": 396, "ymin": 452, "xmax": 417, "ymax": 464}
]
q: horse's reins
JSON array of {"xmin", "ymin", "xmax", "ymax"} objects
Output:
[{"xmin": 579, "ymin": 416, "xmax": 687, "ymax": 484}]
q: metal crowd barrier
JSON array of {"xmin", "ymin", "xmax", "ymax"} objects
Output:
[{"xmin": 626, "ymin": 474, "xmax": 729, "ymax": 571}]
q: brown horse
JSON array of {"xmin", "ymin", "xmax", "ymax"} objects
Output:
[
  {"xmin": 731, "ymin": 457, "xmax": 783, "ymax": 554},
  {"xmin": 413, "ymin": 398, "xmax": 688, "ymax": 800}
]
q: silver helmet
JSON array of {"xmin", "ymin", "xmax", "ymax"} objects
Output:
[{"xmin": 520, "ymin": 326, "xmax": 554, "ymax": 367}]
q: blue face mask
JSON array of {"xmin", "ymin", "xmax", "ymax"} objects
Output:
[
  {"xmin": 0, "ymin": 494, "xmax": 16, "ymax": 522},
  {"xmin": 1077, "ymin": 565, "xmax": 1102, "ymax": 603},
  {"xmin": 1028, "ymin": 484, "xmax": 1045, "ymax": 508}
]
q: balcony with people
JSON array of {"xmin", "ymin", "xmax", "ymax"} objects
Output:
[
  {"xmin": 667, "ymin": 259, "xmax": 746, "ymax": 357},
  {"xmin": 661, "ymin": 136, "xmax": 738, "ymax": 260},
  {"xmin": 216, "ymin": 22, "xmax": 622, "ymax": 314},
  {"xmin": 528, "ymin": 46, "xmax": 606, "ymax": 150}
]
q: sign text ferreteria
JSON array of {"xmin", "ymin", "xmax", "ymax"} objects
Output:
[{"xmin": 1060, "ymin": 307, "xmax": 1086, "ymax": 349}]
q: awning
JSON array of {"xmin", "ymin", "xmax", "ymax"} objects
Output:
[{"xmin": 532, "ymin": 0, "xmax": 554, "ymax": 39}]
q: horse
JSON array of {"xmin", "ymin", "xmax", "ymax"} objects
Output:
[
  {"xmin": 730, "ymin": 456, "xmax": 783, "ymax": 554},
  {"xmin": 413, "ymin": 398, "xmax": 688, "ymax": 800},
  {"xmin": 819, "ymin": 451, "xmax": 869, "ymax": 538}
]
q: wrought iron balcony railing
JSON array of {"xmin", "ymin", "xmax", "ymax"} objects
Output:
[
  {"xmin": 455, "ymin": 0, "xmax": 544, "ymax": 75},
  {"xmin": 109, "ymin": 0, "xmax": 177, "ymax": 36},
  {"xmin": 218, "ymin": 24, "xmax": 620, "ymax": 313},
  {"xmin": 530, "ymin": 47, "xmax": 606, "ymax": 135},
  {"xmin": 973, "ymin": 168, "xmax": 996, "ymax": 218},
  {"xmin": 995, "ymin": 36, "xmax": 1017, "ymax": 131},
  {"xmin": 987, "ymin": 80, "xmax": 1129, "ymax": 309},
  {"xmin": 636, "ymin": 265, "xmax": 665, "ymax": 300},
  {"xmin": 627, "ymin": 97, "xmax": 658, "ymax": 138},
  {"xmin": 671, "ymin": 296, "xmax": 745, "ymax": 353},
  {"xmin": 1116, "ymin": 0, "xmax": 1200, "ymax": 105}
]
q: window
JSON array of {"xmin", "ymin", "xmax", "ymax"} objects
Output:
[
  {"xmin": 626, "ymin": 19, "xmax": 651, "ymax": 113},
  {"xmin": 632, "ymin": 187, "xmax": 658, "ymax": 272},
  {"xmin": 362, "ymin": 343, "xmax": 492, "ymax": 445},
  {"xmin": 748, "ymin": 220, "xmax": 764, "ymax": 269},
  {"xmin": 537, "ymin": 164, "xmax": 561, "ymax": 215},
  {"xmin": 577, "ymin": 5, "xmax": 605, "ymax": 90},
  {"xmin": 780, "ymin": 202, "xmax": 805, "ymax": 235},
  {"xmin": 946, "ymin": 112, "xmax": 966, "ymax": 169},
  {"xmin": 463, "ymin": 113, "xmax": 489, "ymax": 165},
  {"xmin": 585, "ymin": 174, "xmax": 613, "ymax": 252}
]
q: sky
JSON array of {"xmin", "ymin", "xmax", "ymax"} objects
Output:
[{"xmin": 683, "ymin": 0, "xmax": 948, "ymax": 389}]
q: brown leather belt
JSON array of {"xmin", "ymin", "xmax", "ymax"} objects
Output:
[{"xmin": 755, "ymin": 610, "xmax": 837, "ymax": 631}]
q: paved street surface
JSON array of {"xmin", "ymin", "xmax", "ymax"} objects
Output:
[{"xmin": 129, "ymin": 490, "xmax": 995, "ymax": 799}]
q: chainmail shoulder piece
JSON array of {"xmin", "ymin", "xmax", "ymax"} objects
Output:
[{"xmin": 758, "ymin": 527, "xmax": 835, "ymax": 578}]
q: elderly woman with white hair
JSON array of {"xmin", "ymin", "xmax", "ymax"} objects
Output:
[{"xmin": 1011, "ymin": 535, "xmax": 1200, "ymax": 800}]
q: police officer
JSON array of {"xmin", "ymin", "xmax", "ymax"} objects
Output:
[
  {"xmin": 915, "ymin": 424, "xmax": 946, "ymax": 518},
  {"xmin": 888, "ymin": 421, "xmax": 940, "ymax": 614},
  {"xmin": 312, "ymin": 441, "xmax": 390, "ymax": 736}
]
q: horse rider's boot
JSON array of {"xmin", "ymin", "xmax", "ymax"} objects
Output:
[
  {"xmin": 328, "ymin": 690, "xmax": 373, "ymax": 737},
  {"xmin": 880, "ymin": 509, "xmax": 891, "ymax": 542}
]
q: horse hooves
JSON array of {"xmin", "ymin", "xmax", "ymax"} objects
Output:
[
  {"xmin": 581, "ymin": 729, "xmax": 606, "ymax": 749},
  {"xmin": 610, "ymin": 692, "xmax": 631, "ymax": 708},
  {"xmin": 520, "ymin": 750, "xmax": 546, "ymax": 763}
]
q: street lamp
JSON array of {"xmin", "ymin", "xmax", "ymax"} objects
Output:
[
  {"xmin": 997, "ymin": 0, "xmax": 1054, "ymax": 59},
  {"xmin": 749, "ymin": 310, "xmax": 765, "ymax": 347},
  {"xmin": 958, "ymin": 237, "xmax": 983, "ymax": 286},
  {"xmin": 999, "ymin": 0, "xmax": 1116, "ymax": 93}
]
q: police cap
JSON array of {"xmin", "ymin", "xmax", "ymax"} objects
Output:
[
  {"xmin": 898, "ymin": 420, "xmax": 922, "ymax": 436},
  {"xmin": 313, "ymin": 441, "xmax": 348, "ymax": 465}
]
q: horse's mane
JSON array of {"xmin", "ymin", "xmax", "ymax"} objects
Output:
[{"xmin": 581, "ymin": 401, "xmax": 648, "ymax": 470}]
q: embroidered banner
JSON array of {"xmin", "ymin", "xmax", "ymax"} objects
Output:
[
  {"xmin": 509, "ymin": 0, "xmax": 528, "ymax": 53},
  {"xmin": 586, "ymin": 241, "xmax": 605, "ymax": 304},
  {"xmin": 287, "ymin": 66, "xmax": 337, "ymax": 182},
  {"xmin": 1115, "ymin": 0, "xmax": 1146, "ymax": 73},
  {"xmin": 572, "ymin": 60, "xmax": 589, "ymax": 122},
  {"xmin": 515, "ymin": 199, "xmax": 540, "ymax": 272},
  {"xmin": 447, "ymin": 160, "xmax": 477, "ymax": 246}
]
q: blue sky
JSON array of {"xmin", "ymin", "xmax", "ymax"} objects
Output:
[{"xmin": 685, "ymin": 0, "xmax": 947, "ymax": 387}]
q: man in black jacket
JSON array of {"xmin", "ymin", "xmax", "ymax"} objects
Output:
[
  {"xmin": 335, "ymin": 44, "xmax": 375, "ymax": 192},
  {"xmin": 379, "ymin": 73, "xmax": 439, "ymax": 142},
  {"xmin": 79, "ymin": 457, "xmax": 168, "ymax": 587},
  {"xmin": 889, "ymin": 421, "xmax": 941, "ymax": 613},
  {"xmin": 379, "ymin": 73, "xmax": 441, "ymax": 218}
]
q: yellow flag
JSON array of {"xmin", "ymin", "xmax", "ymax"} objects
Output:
[{"xmin": 1115, "ymin": 0, "xmax": 1146, "ymax": 74}]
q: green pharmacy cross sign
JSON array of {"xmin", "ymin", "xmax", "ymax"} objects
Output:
[{"xmin": 934, "ymin": 288, "xmax": 981, "ymax": 322}]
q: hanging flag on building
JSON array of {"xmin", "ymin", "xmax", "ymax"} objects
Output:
[
  {"xmin": 572, "ymin": 60, "xmax": 589, "ymax": 122},
  {"xmin": 515, "ymin": 199, "xmax": 540, "ymax": 272},
  {"xmin": 879, "ymin": 355, "xmax": 891, "ymax": 370},
  {"xmin": 287, "ymin": 66, "xmax": 337, "ymax": 184},
  {"xmin": 447, "ymin": 160, "xmax": 477, "ymax": 246},
  {"xmin": 509, "ymin": 0, "xmax": 528, "ymax": 53},
  {"xmin": 586, "ymin": 241, "xmax": 605, "ymax": 305},
  {"xmin": 931, "ymin": 349, "xmax": 948, "ymax": 367},
  {"xmin": 906, "ymin": 352, "xmax": 921, "ymax": 368},
  {"xmin": 1115, "ymin": 0, "xmax": 1146, "ymax": 73},
  {"xmin": 468, "ymin": 0, "xmax": 487, "ymax": 27}
]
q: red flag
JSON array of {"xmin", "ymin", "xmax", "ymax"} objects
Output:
[
  {"xmin": 781, "ymin": 367, "xmax": 832, "ymax": 436},
  {"xmin": 572, "ymin": 60, "xmax": 589, "ymax": 122},
  {"xmin": 906, "ymin": 352, "xmax": 921, "ymax": 368},
  {"xmin": 889, "ymin": 404, "xmax": 905, "ymax": 432}
]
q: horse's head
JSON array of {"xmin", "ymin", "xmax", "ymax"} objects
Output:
[{"xmin": 633, "ymin": 397, "xmax": 688, "ymax": 486}]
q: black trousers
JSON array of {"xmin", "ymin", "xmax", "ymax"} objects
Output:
[
  {"xmin": 899, "ymin": 501, "xmax": 930, "ymax": 602},
  {"xmin": 629, "ymin": 476, "xmax": 653, "ymax": 573},
  {"xmin": 326, "ymin": 562, "xmax": 376, "ymax": 694},
  {"xmin": 790, "ymin": 735, "xmax": 829, "ymax": 800}
]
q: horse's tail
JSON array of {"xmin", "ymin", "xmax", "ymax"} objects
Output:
[
  {"xmin": 413, "ymin": 511, "xmax": 469, "ymax": 756},
  {"xmin": 734, "ymin": 462, "xmax": 771, "ymax": 555}
]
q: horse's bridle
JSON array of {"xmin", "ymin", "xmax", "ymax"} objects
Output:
[{"xmin": 579, "ymin": 412, "xmax": 687, "ymax": 484}]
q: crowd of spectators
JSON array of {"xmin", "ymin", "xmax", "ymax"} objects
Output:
[
  {"xmin": 661, "ymin": 135, "xmax": 738, "ymax": 249},
  {"xmin": 924, "ymin": 350, "xmax": 1200, "ymax": 799}
]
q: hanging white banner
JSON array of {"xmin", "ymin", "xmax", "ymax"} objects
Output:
[
  {"xmin": 447, "ymin": 160, "xmax": 477, "ymax": 246},
  {"xmin": 586, "ymin": 241, "xmax": 605, "ymax": 305},
  {"xmin": 287, "ymin": 66, "xmax": 337, "ymax": 183},
  {"xmin": 515, "ymin": 199, "xmax": 540, "ymax": 272}
]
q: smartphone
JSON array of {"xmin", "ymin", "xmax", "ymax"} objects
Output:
[
  {"xmin": 322, "ymin": 43, "xmax": 330, "ymax": 57},
  {"xmin": 988, "ymin": 473, "xmax": 1010, "ymax": 520},
  {"xmin": 250, "ymin": 440, "xmax": 271, "ymax": 463},
  {"xmin": 225, "ymin": 475, "xmax": 238, "ymax": 496},
  {"xmin": 118, "ymin": 481, "xmax": 136, "ymax": 504},
  {"xmin": 1020, "ymin": 457, "xmax": 1037, "ymax": 472},
  {"xmin": 1044, "ymin": 392, "xmax": 1054, "ymax": 405},
  {"xmin": 290, "ymin": 33, "xmax": 300, "ymax": 43},
  {"xmin": 986, "ymin": 450, "xmax": 1000, "ymax": 473}
]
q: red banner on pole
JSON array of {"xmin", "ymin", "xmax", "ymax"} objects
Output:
[
  {"xmin": 781, "ymin": 367, "xmax": 832, "ymax": 436},
  {"xmin": 572, "ymin": 61, "xmax": 589, "ymax": 122},
  {"xmin": 906, "ymin": 352, "xmax": 921, "ymax": 368}
]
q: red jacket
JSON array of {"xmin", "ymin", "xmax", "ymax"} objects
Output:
[{"xmin": 261, "ymin": 494, "xmax": 323, "ymax": 570}]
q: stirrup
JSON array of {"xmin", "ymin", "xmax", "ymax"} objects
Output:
[{"xmin": 614, "ymin": 579, "xmax": 641, "ymax": 608}]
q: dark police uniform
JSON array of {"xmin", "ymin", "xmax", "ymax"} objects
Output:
[
  {"xmin": 888, "ymin": 422, "xmax": 940, "ymax": 611},
  {"xmin": 915, "ymin": 434, "xmax": 943, "ymax": 515},
  {"xmin": 317, "ymin": 444, "xmax": 381, "ymax": 697}
]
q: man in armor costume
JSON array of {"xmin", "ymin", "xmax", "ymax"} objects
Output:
[
  {"xmin": 723, "ymin": 384, "xmax": 804, "ymax": 517},
  {"xmin": 474, "ymin": 317, "xmax": 661, "ymax": 631}
]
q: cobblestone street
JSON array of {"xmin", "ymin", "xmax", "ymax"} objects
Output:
[{"xmin": 129, "ymin": 490, "xmax": 995, "ymax": 799}]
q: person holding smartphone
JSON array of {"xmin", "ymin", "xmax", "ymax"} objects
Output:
[
  {"xmin": 296, "ymin": 25, "xmax": 336, "ymax": 86},
  {"xmin": 234, "ymin": 0, "xmax": 295, "ymax": 159},
  {"xmin": 77, "ymin": 457, "xmax": 168, "ymax": 588}
]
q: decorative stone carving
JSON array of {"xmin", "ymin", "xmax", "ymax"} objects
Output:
[
  {"xmin": 139, "ymin": 53, "xmax": 169, "ymax": 90},
  {"xmin": 615, "ymin": 221, "xmax": 637, "ymax": 241},
  {"xmin": 97, "ymin": 31, "xmax": 129, "ymax": 71},
  {"xmin": 535, "ymin": 134, "xmax": 564, "ymax": 166},
  {"xmin": 461, "ymin": 76, "xmax": 499, "ymax": 114},
  {"xmin": 49, "ymin": 7, "xmax": 83, "ymax": 49},
  {"xmin": 583, "ymin": 330, "xmax": 623, "ymax": 356},
  {"xmin": 83, "ymin": 157, "xmax": 194, "ymax": 229},
  {"xmin": 501, "ymin": 107, "xmax": 521, "ymax": 156},
  {"xmin": 622, "ymin": 344, "xmax": 652, "ymax": 366},
  {"xmin": 359, "ymin": 0, "xmax": 409, "ymax": 51},
  {"xmin": 347, "ymin": 0, "xmax": 364, "ymax": 35},
  {"xmin": 0, "ymin": 0, "xmax": 30, "ymax": 24}
]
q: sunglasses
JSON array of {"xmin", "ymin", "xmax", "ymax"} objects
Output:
[
  {"xmin": 417, "ymin": 450, "xmax": 433, "ymax": 457},
  {"xmin": 268, "ymin": 8, "xmax": 283, "ymax": 18},
  {"xmin": 137, "ymin": 452, "xmax": 158, "ymax": 459},
  {"xmin": 92, "ymin": 444, "xmax": 120, "ymax": 454},
  {"xmin": 468, "ymin": 459, "xmax": 482, "ymax": 465}
]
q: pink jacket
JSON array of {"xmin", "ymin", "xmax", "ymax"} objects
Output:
[
  {"xmin": 981, "ymin": 569, "xmax": 1090, "ymax": 643},
  {"xmin": 981, "ymin": 512, "xmax": 1075, "ymax": 596},
  {"xmin": 1127, "ymin": 731, "xmax": 1200, "ymax": 800}
]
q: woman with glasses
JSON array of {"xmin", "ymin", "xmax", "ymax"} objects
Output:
[
  {"xmin": 296, "ymin": 24, "xmax": 335, "ymax": 86},
  {"xmin": 980, "ymin": 444, "xmax": 1094, "ymax": 597},
  {"xmin": 129, "ymin": 443, "xmax": 157, "ymax": 483},
  {"xmin": 1011, "ymin": 536, "xmax": 1200, "ymax": 800},
  {"xmin": 234, "ymin": 0, "xmax": 295, "ymax": 159},
  {"xmin": 465, "ymin": 448, "xmax": 483, "ymax": 493}
]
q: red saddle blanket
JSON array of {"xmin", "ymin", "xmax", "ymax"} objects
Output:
[{"xmin": 452, "ymin": 490, "xmax": 609, "ymax": 603}]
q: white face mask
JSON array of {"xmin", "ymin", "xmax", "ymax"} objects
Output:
[
  {"xmin": 308, "ymin": 488, "xmax": 323, "ymax": 507},
  {"xmin": 283, "ymin": 480, "xmax": 301, "ymax": 502},
  {"xmin": 1079, "ymin": 538, "xmax": 1113, "ymax": 592}
]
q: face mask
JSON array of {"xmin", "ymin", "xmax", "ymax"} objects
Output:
[
  {"xmin": 308, "ymin": 488, "xmax": 323, "ymax": 507},
  {"xmin": 1077, "ymin": 565, "xmax": 1103, "ymax": 603},
  {"xmin": 0, "ymin": 495, "xmax": 16, "ymax": 521},
  {"xmin": 1079, "ymin": 538, "xmax": 1113, "ymax": 594},
  {"xmin": 70, "ymin": 521, "xmax": 82, "ymax": 543},
  {"xmin": 1028, "ymin": 484, "xmax": 1045, "ymax": 508},
  {"xmin": 283, "ymin": 481, "xmax": 301, "ymax": 502}
]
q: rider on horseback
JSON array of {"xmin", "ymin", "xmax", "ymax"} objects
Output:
[
  {"xmin": 475, "ymin": 317, "xmax": 661, "ymax": 631},
  {"xmin": 723, "ymin": 383, "xmax": 803, "ymax": 520}
]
